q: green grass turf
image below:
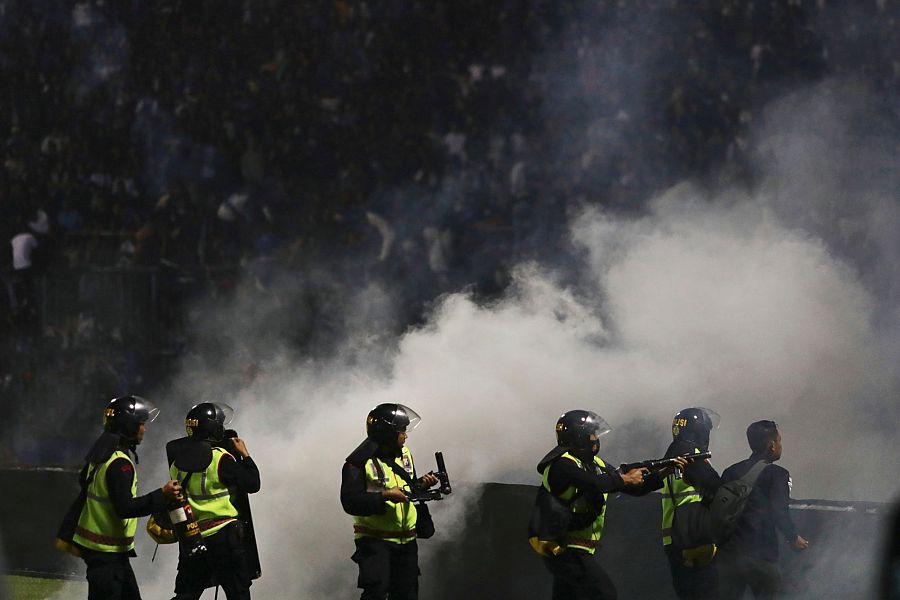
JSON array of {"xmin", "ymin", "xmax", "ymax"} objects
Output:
[{"xmin": 6, "ymin": 575, "xmax": 86, "ymax": 600}]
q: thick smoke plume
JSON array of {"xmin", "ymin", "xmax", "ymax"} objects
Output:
[{"xmin": 114, "ymin": 80, "xmax": 900, "ymax": 598}]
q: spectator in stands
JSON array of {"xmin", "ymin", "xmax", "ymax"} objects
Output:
[{"xmin": 9, "ymin": 209, "xmax": 50, "ymax": 326}]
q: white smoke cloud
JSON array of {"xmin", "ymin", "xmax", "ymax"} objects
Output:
[
  {"xmin": 31, "ymin": 1, "xmax": 896, "ymax": 597},
  {"xmin": 130, "ymin": 167, "xmax": 898, "ymax": 596}
]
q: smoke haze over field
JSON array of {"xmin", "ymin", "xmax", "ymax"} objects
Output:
[
  {"xmin": 111, "ymin": 78, "xmax": 900, "ymax": 598},
  {"xmin": 27, "ymin": 2, "xmax": 897, "ymax": 597}
]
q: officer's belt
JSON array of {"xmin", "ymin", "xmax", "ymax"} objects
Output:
[
  {"xmin": 566, "ymin": 537, "xmax": 600, "ymax": 549},
  {"xmin": 75, "ymin": 526, "xmax": 134, "ymax": 548},
  {"xmin": 354, "ymin": 525, "xmax": 416, "ymax": 539},
  {"xmin": 198, "ymin": 517, "xmax": 236, "ymax": 533}
]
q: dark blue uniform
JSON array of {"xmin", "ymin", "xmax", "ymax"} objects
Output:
[{"xmin": 717, "ymin": 457, "xmax": 797, "ymax": 600}]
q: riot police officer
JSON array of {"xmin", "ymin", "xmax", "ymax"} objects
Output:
[
  {"xmin": 661, "ymin": 408, "xmax": 723, "ymax": 600},
  {"xmin": 167, "ymin": 403, "xmax": 260, "ymax": 600},
  {"xmin": 57, "ymin": 396, "xmax": 182, "ymax": 600},
  {"xmin": 535, "ymin": 410, "xmax": 649, "ymax": 600},
  {"xmin": 340, "ymin": 403, "xmax": 440, "ymax": 600}
]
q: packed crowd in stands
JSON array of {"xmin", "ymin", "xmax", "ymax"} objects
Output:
[{"xmin": 1, "ymin": 0, "xmax": 898, "ymax": 463}]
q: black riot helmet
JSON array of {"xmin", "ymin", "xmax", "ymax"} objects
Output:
[
  {"xmin": 366, "ymin": 403, "xmax": 421, "ymax": 446},
  {"xmin": 103, "ymin": 395, "xmax": 159, "ymax": 444},
  {"xmin": 185, "ymin": 402, "xmax": 234, "ymax": 442},
  {"xmin": 556, "ymin": 410, "xmax": 611, "ymax": 455},
  {"xmin": 672, "ymin": 407, "xmax": 720, "ymax": 450}
]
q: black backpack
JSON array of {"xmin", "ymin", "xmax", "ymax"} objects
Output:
[
  {"xmin": 527, "ymin": 459, "xmax": 602, "ymax": 557},
  {"xmin": 709, "ymin": 460, "xmax": 768, "ymax": 541},
  {"xmin": 56, "ymin": 463, "xmax": 94, "ymax": 557}
]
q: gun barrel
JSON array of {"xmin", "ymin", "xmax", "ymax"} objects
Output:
[
  {"xmin": 620, "ymin": 460, "xmax": 650, "ymax": 472},
  {"xmin": 620, "ymin": 451, "xmax": 710, "ymax": 473},
  {"xmin": 681, "ymin": 451, "xmax": 711, "ymax": 462},
  {"xmin": 435, "ymin": 451, "xmax": 446, "ymax": 473}
]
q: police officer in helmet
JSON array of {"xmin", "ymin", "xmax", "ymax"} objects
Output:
[
  {"xmin": 660, "ymin": 408, "xmax": 723, "ymax": 600},
  {"xmin": 167, "ymin": 402, "xmax": 260, "ymax": 600},
  {"xmin": 57, "ymin": 396, "xmax": 183, "ymax": 600},
  {"xmin": 535, "ymin": 410, "xmax": 653, "ymax": 600},
  {"xmin": 341, "ymin": 403, "xmax": 440, "ymax": 600},
  {"xmin": 671, "ymin": 408, "xmax": 718, "ymax": 453}
]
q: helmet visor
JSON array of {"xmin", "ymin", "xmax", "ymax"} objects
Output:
[
  {"xmin": 583, "ymin": 411, "xmax": 612, "ymax": 438},
  {"xmin": 132, "ymin": 396, "xmax": 160, "ymax": 424},
  {"xmin": 394, "ymin": 404, "xmax": 421, "ymax": 432},
  {"xmin": 214, "ymin": 403, "xmax": 235, "ymax": 427},
  {"xmin": 698, "ymin": 407, "xmax": 721, "ymax": 430}
]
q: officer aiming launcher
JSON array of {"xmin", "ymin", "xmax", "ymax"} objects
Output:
[
  {"xmin": 406, "ymin": 451, "xmax": 452, "ymax": 502},
  {"xmin": 620, "ymin": 451, "xmax": 711, "ymax": 476}
]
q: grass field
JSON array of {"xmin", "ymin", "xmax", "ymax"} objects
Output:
[{"xmin": 6, "ymin": 575, "xmax": 86, "ymax": 600}]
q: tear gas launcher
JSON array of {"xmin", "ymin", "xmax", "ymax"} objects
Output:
[
  {"xmin": 619, "ymin": 451, "xmax": 711, "ymax": 475},
  {"xmin": 406, "ymin": 451, "xmax": 452, "ymax": 503}
]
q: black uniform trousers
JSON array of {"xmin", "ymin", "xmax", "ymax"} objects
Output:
[
  {"xmin": 717, "ymin": 546, "xmax": 781, "ymax": 600},
  {"xmin": 351, "ymin": 537, "xmax": 419, "ymax": 600},
  {"xmin": 171, "ymin": 522, "xmax": 251, "ymax": 600},
  {"xmin": 664, "ymin": 545, "xmax": 719, "ymax": 600},
  {"xmin": 83, "ymin": 551, "xmax": 141, "ymax": 600},
  {"xmin": 542, "ymin": 549, "xmax": 617, "ymax": 600}
]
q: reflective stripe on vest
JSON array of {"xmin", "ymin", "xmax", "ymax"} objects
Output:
[
  {"xmin": 353, "ymin": 446, "xmax": 417, "ymax": 544},
  {"xmin": 541, "ymin": 453, "xmax": 608, "ymax": 555},
  {"xmin": 73, "ymin": 450, "xmax": 137, "ymax": 553},
  {"xmin": 661, "ymin": 447, "xmax": 704, "ymax": 546},
  {"xmin": 172, "ymin": 447, "xmax": 239, "ymax": 538}
]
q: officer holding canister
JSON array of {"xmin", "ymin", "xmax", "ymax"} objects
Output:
[
  {"xmin": 341, "ymin": 403, "xmax": 440, "ymax": 600},
  {"xmin": 167, "ymin": 402, "xmax": 260, "ymax": 600}
]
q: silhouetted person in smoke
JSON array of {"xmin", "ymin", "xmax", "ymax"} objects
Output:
[
  {"xmin": 341, "ymin": 403, "xmax": 440, "ymax": 600},
  {"xmin": 883, "ymin": 500, "xmax": 900, "ymax": 599},
  {"xmin": 717, "ymin": 421, "xmax": 808, "ymax": 600},
  {"xmin": 56, "ymin": 396, "xmax": 183, "ymax": 600}
]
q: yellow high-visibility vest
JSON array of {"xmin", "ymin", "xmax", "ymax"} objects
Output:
[
  {"xmin": 171, "ymin": 447, "xmax": 239, "ymax": 538},
  {"xmin": 541, "ymin": 453, "xmax": 608, "ymax": 555},
  {"xmin": 353, "ymin": 446, "xmax": 418, "ymax": 544},
  {"xmin": 661, "ymin": 447, "xmax": 703, "ymax": 546},
  {"xmin": 73, "ymin": 451, "xmax": 138, "ymax": 553}
]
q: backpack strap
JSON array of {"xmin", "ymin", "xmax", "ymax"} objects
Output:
[
  {"xmin": 559, "ymin": 454, "xmax": 601, "ymax": 500},
  {"xmin": 740, "ymin": 460, "xmax": 769, "ymax": 489},
  {"xmin": 82, "ymin": 462, "xmax": 97, "ymax": 489},
  {"xmin": 172, "ymin": 470, "xmax": 198, "ymax": 501},
  {"xmin": 365, "ymin": 456, "xmax": 411, "ymax": 487},
  {"xmin": 390, "ymin": 459, "xmax": 416, "ymax": 486}
]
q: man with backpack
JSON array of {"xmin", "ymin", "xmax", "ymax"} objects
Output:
[
  {"xmin": 660, "ymin": 408, "xmax": 723, "ymax": 600},
  {"xmin": 717, "ymin": 420, "xmax": 809, "ymax": 599}
]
